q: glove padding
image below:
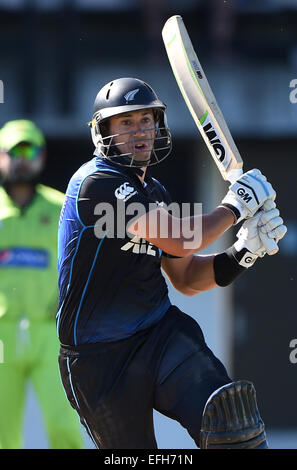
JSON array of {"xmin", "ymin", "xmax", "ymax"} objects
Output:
[
  {"xmin": 233, "ymin": 201, "xmax": 287, "ymax": 268},
  {"xmin": 220, "ymin": 169, "xmax": 276, "ymax": 224},
  {"xmin": 258, "ymin": 203, "xmax": 287, "ymax": 243}
]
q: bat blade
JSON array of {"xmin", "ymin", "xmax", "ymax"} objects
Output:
[
  {"xmin": 162, "ymin": 15, "xmax": 243, "ymax": 183},
  {"xmin": 162, "ymin": 15, "xmax": 278, "ymax": 255}
]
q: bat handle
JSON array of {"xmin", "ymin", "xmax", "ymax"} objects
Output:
[
  {"xmin": 227, "ymin": 170, "xmax": 279, "ymax": 256},
  {"xmin": 227, "ymin": 168, "xmax": 243, "ymax": 184}
]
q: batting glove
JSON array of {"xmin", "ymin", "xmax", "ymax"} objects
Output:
[
  {"xmin": 232, "ymin": 202, "xmax": 287, "ymax": 268},
  {"xmin": 220, "ymin": 168, "xmax": 276, "ymax": 224}
]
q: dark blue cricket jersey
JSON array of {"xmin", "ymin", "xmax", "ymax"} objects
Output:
[{"xmin": 56, "ymin": 156, "xmax": 172, "ymax": 346}]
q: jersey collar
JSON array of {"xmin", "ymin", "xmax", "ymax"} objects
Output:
[{"xmin": 93, "ymin": 151, "xmax": 155, "ymax": 188}]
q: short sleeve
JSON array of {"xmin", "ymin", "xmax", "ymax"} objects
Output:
[{"xmin": 77, "ymin": 171, "xmax": 153, "ymax": 229}]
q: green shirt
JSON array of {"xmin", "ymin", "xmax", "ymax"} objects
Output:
[{"xmin": 0, "ymin": 184, "xmax": 64, "ymax": 321}]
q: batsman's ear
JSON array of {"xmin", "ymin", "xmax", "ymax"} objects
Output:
[
  {"xmin": 100, "ymin": 121, "xmax": 109, "ymax": 137},
  {"xmin": 153, "ymin": 109, "xmax": 161, "ymax": 124},
  {"xmin": 0, "ymin": 150, "xmax": 10, "ymax": 180}
]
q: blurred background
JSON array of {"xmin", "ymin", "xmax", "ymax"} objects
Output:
[{"xmin": 0, "ymin": 0, "xmax": 297, "ymax": 449}]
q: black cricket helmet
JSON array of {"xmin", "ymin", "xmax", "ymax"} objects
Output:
[{"xmin": 88, "ymin": 77, "xmax": 172, "ymax": 167}]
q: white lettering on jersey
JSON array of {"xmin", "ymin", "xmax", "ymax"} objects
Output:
[{"xmin": 120, "ymin": 235, "xmax": 157, "ymax": 257}]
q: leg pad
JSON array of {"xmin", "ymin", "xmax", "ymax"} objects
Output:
[{"xmin": 200, "ymin": 380, "xmax": 268, "ymax": 449}]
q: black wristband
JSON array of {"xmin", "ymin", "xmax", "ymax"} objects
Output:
[
  {"xmin": 219, "ymin": 203, "xmax": 241, "ymax": 224},
  {"xmin": 213, "ymin": 246, "xmax": 247, "ymax": 287}
]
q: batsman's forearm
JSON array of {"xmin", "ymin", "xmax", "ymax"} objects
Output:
[
  {"xmin": 183, "ymin": 254, "xmax": 217, "ymax": 293},
  {"xmin": 128, "ymin": 205, "xmax": 235, "ymax": 257},
  {"xmin": 197, "ymin": 206, "xmax": 235, "ymax": 251},
  {"xmin": 164, "ymin": 205, "xmax": 235, "ymax": 255}
]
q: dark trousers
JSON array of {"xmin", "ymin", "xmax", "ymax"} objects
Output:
[{"xmin": 58, "ymin": 306, "xmax": 231, "ymax": 449}]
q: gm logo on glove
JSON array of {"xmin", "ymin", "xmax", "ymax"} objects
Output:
[{"xmin": 237, "ymin": 187, "xmax": 252, "ymax": 203}]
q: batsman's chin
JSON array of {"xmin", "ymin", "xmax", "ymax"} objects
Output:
[{"xmin": 132, "ymin": 150, "xmax": 151, "ymax": 162}]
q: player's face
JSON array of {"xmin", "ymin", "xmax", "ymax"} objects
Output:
[
  {"xmin": 108, "ymin": 109, "xmax": 156, "ymax": 163},
  {"xmin": 0, "ymin": 143, "xmax": 45, "ymax": 183}
]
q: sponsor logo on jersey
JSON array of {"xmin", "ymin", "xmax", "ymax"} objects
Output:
[
  {"xmin": 0, "ymin": 248, "xmax": 49, "ymax": 268},
  {"xmin": 124, "ymin": 88, "xmax": 140, "ymax": 103},
  {"xmin": 114, "ymin": 182, "xmax": 137, "ymax": 202},
  {"xmin": 120, "ymin": 235, "xmax": 158, "ymax": 257}
]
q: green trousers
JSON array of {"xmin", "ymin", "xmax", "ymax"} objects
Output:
[{"xmin": 0, "ymin": 320, "xmax": 84, "ymax": 449}]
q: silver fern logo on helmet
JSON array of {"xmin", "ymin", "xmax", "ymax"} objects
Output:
[{"xmin": 124, "ymin": 89, "xmax": 139, "ymax": 103}]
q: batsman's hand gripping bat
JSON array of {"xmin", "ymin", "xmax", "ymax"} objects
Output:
[{"xmin": 162, "ymin": 15, "xmax": 278, "ymax": 255}]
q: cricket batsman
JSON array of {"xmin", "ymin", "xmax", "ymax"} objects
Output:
[
  {"xmin": 0, "ymin": 120, "xmax": 83, "ymax": 449},
  {"xmin": 57, "ymin": 78, "xmax": 287, "ymax": 449}
]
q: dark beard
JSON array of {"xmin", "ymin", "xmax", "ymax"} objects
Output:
[{"xmin": 4, "ymin": 179, "xmax": 38, "ymax": 194}]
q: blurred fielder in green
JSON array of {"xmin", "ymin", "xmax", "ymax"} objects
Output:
[{"xmin": 0, "ymin": 120, "xmax": 83, "ymax": 449}]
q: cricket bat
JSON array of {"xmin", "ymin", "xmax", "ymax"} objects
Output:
[{"xmin": 162, "ymin": 15, "xmax": 278, "ymax": 254}]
